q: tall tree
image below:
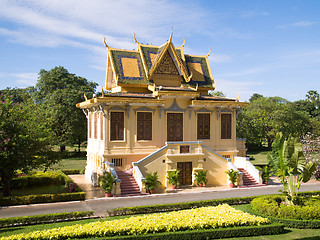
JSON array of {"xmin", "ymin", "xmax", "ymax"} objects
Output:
[
  {"xmin": 34, "ymin": 66, "xmax": 97, "ymax": 151},
  {"xmin": 237, "ymin": 95, "xmax": 310, "ymax": 149},
  {"xmin": 0, "ymin": 93, "xmax": 58, "ymax": 196}
]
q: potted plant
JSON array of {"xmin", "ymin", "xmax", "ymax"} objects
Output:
[
  {"xmin": 262, "ymin": 165, "xmax": 271, "ymax": 185},
  {"xmin": 195, "ymin": 170, "xmax": 208, "ymax": 187},
  {"xmin": 225, "ymin": 169, "xmax": 239, "ymax": 188},
  {"xmin": 167, "ymin": 169, "xmax": 180, "ymax": 189},
  {"xmin": 145, "ymin": 172, "xmax": 160, "ymax": 194},
  {"xmin": 99, "ymin": 171, "xmax": 115, "ymax": 197}
]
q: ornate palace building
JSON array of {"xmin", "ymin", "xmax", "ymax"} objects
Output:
[{"xmin": 77, "ymin": 31, "xmax": 262, "ymax": 195}]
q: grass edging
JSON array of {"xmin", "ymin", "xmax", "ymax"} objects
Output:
[
  {"xmin": 96, "ymin": 223, "xmax": 285, "ymax": 240},
  {"xmin": 0, "ymin": 211, "xmax": 94, "ymax": 228},
  {"xmin": 106, "ymin": 196, "xmax": 255, "ymax": 216}
]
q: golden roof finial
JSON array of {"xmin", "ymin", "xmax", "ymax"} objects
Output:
[
  {"xmin": 133, "ymin": 33, "xmax": 140, "ymax": 45},
  {"xmin": 83, "ymin": 93, "xmax": 88, "ymax": 101},
  {"xmin": 186, "ymin": 71, "xmax": 193, "ymax": 83},
  {"xmin": 180, "ymin": 38, "xmax": 185, "ymax": 48},
  {"xmin": 101, "ymin": 86, "xmax": 105, "ymax": 97},
  {"xmin": 207, "ymin": 48, "xmax": 211, "ymax": 57},
  {"xmin": 169, "ymin": 27, "xmax": 173, "ymax": 42},
  {"xmin": 236, "ymin": 93, "xmax": 240, "ymax": 102},
  {"xmin": 103, "ymin": 37, "xmax": 109, "ymax": 48}
]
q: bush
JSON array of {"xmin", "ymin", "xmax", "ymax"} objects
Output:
[
  {"xmin": 61, "ymin": 169, "xmax": 81, "ymax": 175},
  {"xmin": 0, "ymin": 211, "xmax": 94, "ymax": 228},
  {"xmin": 0, "ymin": 192, "xmax": 86, "ymax": 206},
  {"xmin": 10, "ymin": 171, "xmax": 73, "ymax": 189},
  {"xmin": 251, "ymin": 195, "xmax": 320, "ymax": 220}
]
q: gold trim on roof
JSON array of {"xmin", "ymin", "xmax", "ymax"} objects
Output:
[
  {"xmin": 103, "ymin": 37, "xmax": 109, "ymax": 48},
  {"xmin": 207, "ymin": 48, "xmax": 211, "ymax": 57}
]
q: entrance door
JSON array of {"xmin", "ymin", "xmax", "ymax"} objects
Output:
[
  {"xmin": 177, "ymin": 162, "xmax": 192, "ymax": 185},
  {"xmin": 167, "ymin": 113, "xmax": 183, "ymax": 141}
]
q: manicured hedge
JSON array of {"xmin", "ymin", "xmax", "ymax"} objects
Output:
[
  {"xmin": 0, "ymin": 211, "xmax": 94, "ymax": 228},
  {"xmin": 0, "ymin": 192, "xmax": 86, "ymax": 206},
  {"xmin": 106, "ymin": 196, "xmax": 256, "ymax": 216},
  {"xmin": 251, "ymin": 195, "xmax": 320, "ymax": 220},
  {"xmin": 250, "ymin": 195, "xmax": 320, "ymax": 229},
  {"xmin": 10, "ymin": 171, "xmax": 73, "ymax": 189},
  {"xmin": 61, "ymin": 169, "xmax": 81, "ymax": 175},
  {"xmin": 99, "ymin": 224, "xmax": 285, "ymax": 240}
]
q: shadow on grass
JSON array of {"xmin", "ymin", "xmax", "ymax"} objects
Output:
[
  {"xmin": 0, "ymin": 227, "xmax": 23, "ymax": 233},
  {"xmin": 294, "ymin": 237, "xmax": 320, "ymax": 240}
]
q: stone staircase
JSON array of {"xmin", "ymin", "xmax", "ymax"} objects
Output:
[
  {"xmin": 237, "ymin": 168, "xmax": 265, "ymax": 187},
  {"xmin": 116, "ymin": 169, "xmax": 145, "ymax": 196}
]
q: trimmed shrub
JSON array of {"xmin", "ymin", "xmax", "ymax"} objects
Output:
[
  {"xmin": 61, "ymin": 169, "xmax": 81, "ymax": 175},
  {"xmin": 99, "ymin": 224, "xmax": 284, "ymax": 240},
  {"xmin": 251, "ymin": 195, "xmax": 320, "ymax": 220},
  {"xmin": 10, "ymin": 171, "xmax": 73, "ymax": 189},
  {"xmin": 0, "ymin": 211, "xmax": 94, "ymax": 228},
  {"xmin": 0, "ymin": 192, "xmax": 86, "ymax": 206}
]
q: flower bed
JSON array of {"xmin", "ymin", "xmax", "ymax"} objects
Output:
[{"xmin": 1, "ymin": 205, "xmax": 269, "ymax": 240}]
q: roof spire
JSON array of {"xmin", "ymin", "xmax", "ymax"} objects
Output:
[
  {"xmin": 180, "ymin": 38, "xmax": 185, "ymax": 48},
  {"xmin": 133, "ymin": 33, "xmax": 140, "ymax": 45},
  {"xmin": 207, "ymin": 48, "xmax": 211, "ymax": 57},
  {"xmin": 103, "ymin": 37, "xmax": 109, "ymax": 48},
  {"xmin": 169, "ymin": 27, "xmax": 173, "ymax": 42}
]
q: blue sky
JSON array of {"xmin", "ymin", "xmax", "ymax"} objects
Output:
[{"xmin": 0, "ymin": 0, "xmax": 319, "ymax": 101}]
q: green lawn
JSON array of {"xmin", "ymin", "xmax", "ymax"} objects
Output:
[
  {"xmin": 50, "ymin": 156, "xmax": 86, "ymax": 171},
  {"xmin": 247, "ymin": 151, "xmax": 271, "ymax": 166}
]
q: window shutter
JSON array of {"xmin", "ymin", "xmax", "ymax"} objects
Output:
[
  {"xmin": 137, "ymin": 112, "xmax": 152, "ymax": 140},
  {"xmin": 221, "ymin": 114, "xmax": 231, "ymax": 139},
  {"xmin": 111, "ymin": 112, "xmax": 124, "ymax": 141},
  {"xmin": 197, "ymin": 113, "xmax": 210, "ymax": 139}
]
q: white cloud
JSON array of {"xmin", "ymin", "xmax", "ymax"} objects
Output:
[
  {"xmin": 0, "ymin": 72, "xmax": 38, "ymax": 87},
  {"xmin": 292, "ymin": 21, "xmax": 318, "ymax": 27},
  {"xmin": 210, "ymin": 53, "xmax": 232, "ymax": 63}
]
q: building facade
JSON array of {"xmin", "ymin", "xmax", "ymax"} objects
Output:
[{"xmin": 77, "ymin": 32, "xmax": 260, "ymax": 194}]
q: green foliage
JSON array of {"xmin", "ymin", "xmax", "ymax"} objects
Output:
[
  {"xmin": 261, "ymin": 165, "xmax": 272, "ymax": 183},
  {"xmin": 0, "ymin": 192, "xmax": 86, "ymax": 206},
  {"xmin": 225, "ymin": 169, "xmax": 239, "ymax": 185},
  {"xmin": 99, "ymin": 171, "xmax": 115, "ymax": 193},
  {"xmin": 0, "ymin": 93, "xmax": 59, "ymax": 196},
  {"xmin": 166, "ymin": 170, "xmax": 180, "ymax": 186},
  {"xmin": 144, "ymin": 172, "xmax": 160, "ymax": 191},
  {"xmin": 251, "ymin": 195, "xmax": 320, "ymax": 222},
  {"xmin": 269, "ymin": 132, "xmax": 316, "ymax": 204},
  {"xmin": 194, "ymin": 170, "xmax": 208, "ymax": 186},
  {"xmin": 10, "ymin": 171, "xmax": 71, "ymax": 189},
  {"xmin": 61, "ymin": 169, "xmax": 81, "ymax": 175},
  {"xmin": 0, "ymin": 211, "xmax": 94, "ymax": 228},
  {"xmin": 237, "ymin": 94, "xmax": 311, "ymax": 150},
  {"xmin": 34, "ymin": 66, "xmax": 97, "ymax": 151},
  {"xmin": 208, "ymin": 90, "xmax": 226, "ymax": 97}
]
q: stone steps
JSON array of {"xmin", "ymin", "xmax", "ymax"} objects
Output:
[{"xmin": 116, "ymin": 169, "xmax": 145, "ymax": 196}]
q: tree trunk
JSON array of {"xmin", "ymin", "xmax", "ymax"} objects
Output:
[
  {"xmin": 267, "ymin": 137, "xmax": 273, "ymax": 150},
  {"xmin": 60, "ymin": 145, "xmax": 66, "ymax": 152},
  {"xmin": 2, "ymin": 175, "xmax": 12, "ymax": 197}
]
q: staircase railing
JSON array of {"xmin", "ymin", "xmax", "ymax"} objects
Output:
[
  {"xmin": 132, "ymin": 164, "xmax": 146, "ymax": 193},
  {"xmin": 234, "ymin": 157, "xmax": 262, "ymax": 184}
]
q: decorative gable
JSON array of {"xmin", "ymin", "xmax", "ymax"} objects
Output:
[{"xmin": 104, "ymin": 31, "xmax": 214, "ymax": 91}]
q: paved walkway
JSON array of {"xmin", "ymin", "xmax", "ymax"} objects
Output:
[{"xmin": 0, "ymin": 176, "xmax": 319, "ymax": 218}]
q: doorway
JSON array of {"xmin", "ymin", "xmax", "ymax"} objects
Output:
[{"xmin": 177, "ymin": 162, "xmax": 192, "ymax": 185}]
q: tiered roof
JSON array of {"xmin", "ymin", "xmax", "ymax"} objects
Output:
[{"xmin": 105, "ymin": 31, "xmax": 215, "ymax": 91}]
